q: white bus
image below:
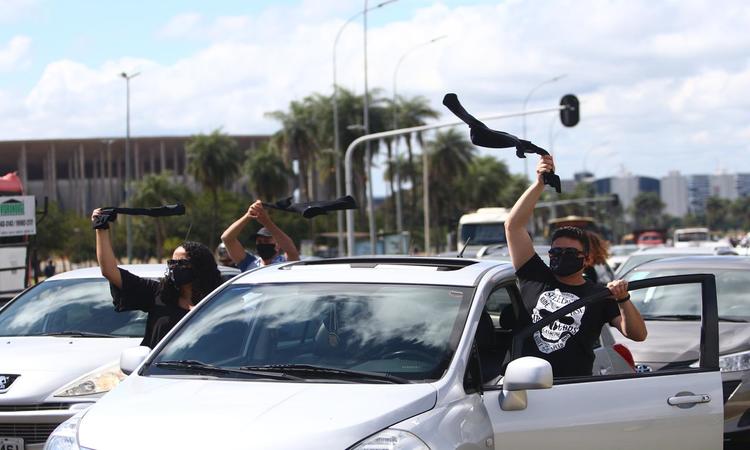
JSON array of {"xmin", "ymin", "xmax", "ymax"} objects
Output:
[
  {"xmin": 673, "ymin": 227, "xmax": 711, "ymax": 247},
  {"xmin": 457, "ymin": 207, "xmax": 510, "ymax": 256}
]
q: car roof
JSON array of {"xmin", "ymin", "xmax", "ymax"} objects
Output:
[
  {"xmin": 630, "ymin": 246, "xmax": 718, "ymax": 255},
  {"xmin": 627, "ymin": 255, "xmax": 750, "ymax": 272},
  {"xmin": 47, "ymin": 264, "xmax": 240, "ymax": 281},
  {"xmin": 232, "ymin": 257, "xmax": 513, "ymax": 287}
]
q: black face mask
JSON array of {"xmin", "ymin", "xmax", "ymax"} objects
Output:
[
  {"xmin": 256, "ymin": 244, "xmax": 277, "ymax": 261},
  {"xmin": 549, "ymin": 251, "xmax": 585, "ymax": 277},
  {"xmin": 168, "ymin": 266, "xmax": 195, "ymax": 287}
]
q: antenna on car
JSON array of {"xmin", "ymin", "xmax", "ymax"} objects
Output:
[{"xmin": 457, "ymin": 237, "xmax": 472, "ymax": 258}]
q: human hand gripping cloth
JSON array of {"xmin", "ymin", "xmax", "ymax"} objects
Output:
[
  {"xmin": 261, "ymin": 195, "xmax": 358, "ymax": 219},
  {"xmin": 442, "ymin": 93, "xmax": 562, "ymax": 193},
  {"xmin": 92, "ymin": 204, "xmax": 186, "ymax": 229}
]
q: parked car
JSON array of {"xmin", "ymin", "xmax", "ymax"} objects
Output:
[
  {"xmin": 0, "ymin": 264, "xmax": 239, "ymax": 449},
  {"xmin": 615, "ymin": 245, "xmax": 736, "ymax": 278},
  {"xmin": 45, "ymin": 257, "xmax": 724, "ymax": 450},
  {"xmin": 636, "ymin": 231, "xmax": 665, "ymax": 247},
  {"xmin": 622, "ymin": 256, "xmax": 750, "ymax": 445},
  {"xmin": 607, "ymin": 244, "xmax": 639, "ymax": 272}
]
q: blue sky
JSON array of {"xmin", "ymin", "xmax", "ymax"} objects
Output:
[{"xmin": 2, "ymin": 0, "xmax": 750, "ymax": 193}]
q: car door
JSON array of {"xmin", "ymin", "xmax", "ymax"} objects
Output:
[{"xmin": 481, "ymin": 274, "xmax": 723, "ymax": 450}]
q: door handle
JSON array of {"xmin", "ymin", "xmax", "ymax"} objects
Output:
[{"xmin": 668, "ymin": 393, "xmax": 711, "ymax": 408}]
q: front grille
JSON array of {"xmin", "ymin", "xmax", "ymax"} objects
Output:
[
  {"xmin": 0, "ymin": 403, "xmax": 71, "ymax": 412},
  {"xmin": 0, "ymin": 423, "xmax": 58, "ymax": 444}
]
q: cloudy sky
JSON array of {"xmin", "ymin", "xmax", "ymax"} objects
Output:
[{"xmin": 1, "ymin": 0, "xmax": 749, "ymax": 194}]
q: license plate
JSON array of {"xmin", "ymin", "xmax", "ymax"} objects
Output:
[{"xmin": 0, "ymin": 437, "xmax": 24, "ymax": 450}]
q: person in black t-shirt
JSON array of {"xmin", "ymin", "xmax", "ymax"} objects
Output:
[
  {"xmin": 503, "ymin": 155, "xmax": 647, "ymax": 377},
  {"xmin": 92, "ymin": 208, "xmax": 222, "ymax": 348}
]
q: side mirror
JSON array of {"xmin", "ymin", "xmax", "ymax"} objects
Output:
[
  {"xmin": 500, "ymin": 357, "xmax": 553, "ymax": 411},
  {"xmin": 120, "ymin": 346, "xmax": 151, "ymax": 375}
]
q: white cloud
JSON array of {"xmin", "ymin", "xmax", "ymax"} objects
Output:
[
  {"xmin": 0, "ymin": 0, "xmax": 37, "ymax": 23},
  {"xmin": 0, "ymin": 35, "xmax": 31, "ymax": 71},
  {"xmin": 3, "ymin": 0, "xmax": 750, "ymax": 184}
]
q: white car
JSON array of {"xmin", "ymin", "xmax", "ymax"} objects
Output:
[
  {"xmin": 46, "ymin": 257, "xmax": 724, "ymax": 450},
  {"xmin": 0, "ymin": 264, "xmax": 239, "ymax": 450}
]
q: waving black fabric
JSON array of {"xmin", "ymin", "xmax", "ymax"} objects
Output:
[
  {"xmin": 92, "ymin": 204, "xmax": 185, "ymax": 230},
  {"xmin": 442, "ymin": 93, "xmax": 562, "ymax": 192},
  {"xmin": 262, "ymin": 195, "xmax": 358, "ymax": 219}
]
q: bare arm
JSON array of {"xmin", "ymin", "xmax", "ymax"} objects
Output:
[
  {"xmin": 505, "ymin": 155, "xmax": 553, "ymax": 270},
  {"xmin": 607, "ymin": 280, "xmax": 648, "ymax": 341},
  {"xmin": 92, "ymin": 209, "xmax": 122, "ymax": 288},
  {"xmin": 220, "ymin": 211, "xmax": 253, "ymax": 265},
  {"xmin": 250, "ymin": 201, "xmax": 300, "ymax": 262}
]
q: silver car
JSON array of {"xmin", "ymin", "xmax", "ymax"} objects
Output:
[
  {"xmin": 0, "ymin": 264, "xmax": 239, "ymax": 450},
  {"xmin": 622, "ymin": 256, "xmax": 750, "ymax": 445},
  {"xmin": 46, "ymin": 257, "xmax": 725, "ymax": 450}
]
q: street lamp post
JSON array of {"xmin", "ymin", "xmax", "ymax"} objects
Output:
[
  {"xmin": 522, "ymin": 74, "xmax": 566, "ymax": 180},
  {"xmin": 332, "ymin": 0, "xmax": 396, "ymax": 256},
  {"xmin": 392, "ymin": 35, "xmax": 446, "ymax": 252},
  {"xmin": 120, "ymin": 71, "xmax": 139, "ymax": 264}
]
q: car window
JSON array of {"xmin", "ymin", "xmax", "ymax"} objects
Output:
[
  {"xmin": 148, "ymin": 283, "xmax": 473, "ymax": 382},
  {"xmin": 0, "ymin": 279, "xmax": 146, "ymax": 337}
]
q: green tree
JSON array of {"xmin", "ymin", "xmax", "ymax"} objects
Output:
[
  {"xmin": 245, "ymin": 142, "xmax": 293, "ymax": 201},
  {"xmin": 130, "ymin": 172, "xmax": 194, "ymax": 260},
  {"xmin": 629, "ymin": 192, "xmax": 665, "ymax": 229},
  {"xmin": 186, "ymin": 129, "xmax": 243, "ymax": 248}
]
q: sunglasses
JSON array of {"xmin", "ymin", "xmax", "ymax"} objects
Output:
[
  {"xmin": 167, "ymin": 259, "xmax": 192, "ymax": 268},
  {"xmin": 548, "ymin": 247, "xmax": 585, "ymax": 258}
]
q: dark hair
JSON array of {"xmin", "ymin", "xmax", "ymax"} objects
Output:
[
  {"xmin": 550, "ymin": 226, "xmax": 590, "ymax": 255},
  {"xmin": 585, "ymin": 231, "xmax": 609, "ymax": 265},
  {"xmin": 160, "ymin": 241, "xmax": 222, "ymax": 305}
]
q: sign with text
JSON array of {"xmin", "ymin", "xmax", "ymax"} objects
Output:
[{"xmin": 0, "ymin": 196, "xmax": 36, "ymax": 237}]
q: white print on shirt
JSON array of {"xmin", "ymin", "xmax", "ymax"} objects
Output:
[{"xmin": 531, "ymin": 289, "xmax": 585, "ymax": 354}]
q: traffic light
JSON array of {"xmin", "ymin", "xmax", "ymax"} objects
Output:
[{"xmin": 560, "ymin": 94, "xmax": 580, "ymax": 127}]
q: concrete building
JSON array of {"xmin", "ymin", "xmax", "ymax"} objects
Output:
[
  {"xmin": 0, "ymin": 135, "xmax": 269, "ymax": 215},
  {"xmin": 711, "ymin": 172, "xmax": 738, "ymax": 200},
  {"xmin": 591, "ymin": 172, "xmax": 660, "ymax": 211},
  {"xmin": 661, "ymin": 171, "xmax": 689, "ymax": 217},
  {"xmin": 736, "ymin": 173, "xmax": 750, "ymax": 198},
  {"xmin": 687, "ymin": 174, "xmax": 711, "ymax": 215}
]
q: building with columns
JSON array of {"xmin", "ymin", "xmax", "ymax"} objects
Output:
[{"xmin": 0, "ymin": 135, "xmax": 269, "ymax": 215}]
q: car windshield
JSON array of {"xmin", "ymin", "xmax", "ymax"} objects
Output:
[
  {"xmin": 676, "ymin": 232, "xmax": 709, "ymax": 242},
  {"xmin": 0, "ymin": 279, "xmax": 146, "ymax": 337},
  {"xmin": 625, "ymin": 268, "xmax": 750, "ymax": 321},
  {"xmin": 461, "ymin": 223, "xmax": 506, "ymax": 245},
  {"xmin": 148, "ymin": 283, "xmax": 473, "ymax": 382}
]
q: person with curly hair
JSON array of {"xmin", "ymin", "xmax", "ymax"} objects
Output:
[
  {"xmin": 92, "ymin": 208, "xmax": 222, "ymax": 348},
  {"xmin": 583, "ymin": 231, "xmax": 610, "ymax": 284}
]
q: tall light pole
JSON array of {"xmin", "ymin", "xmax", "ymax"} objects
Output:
[
  {"xmin": 392, "ymin": 35, "xmax": 446, "ymax": 252},
  {"xmin": 332, "ymin": 0, "xmax": 396, "ymax": 256},
  {"xmin": 522, "ymin": 74, "xmax": 566, "ymax": 180},
  {"xmin": 120, "ymin": 71, "xmax": 139, "ymax": 263}
]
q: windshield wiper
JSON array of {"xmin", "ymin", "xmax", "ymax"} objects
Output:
[
  {"xmin": 642, "ymin": 314, "xmax": 701, "ymax": 321},
  {"xmin": 41, "ymin": 331, "xmax": 119, "ymax": 338},
  {"xmin": 154, "ymin": 360, "xmax": 302, "ymax": 381},
  {"xmin": 239, "ymin": 364, "xmax": 411, "ymax": 384}
]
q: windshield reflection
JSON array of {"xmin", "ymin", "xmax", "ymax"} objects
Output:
[
  {"xmin": 0, "ymin": 279, "xmax": 146, "ymax": 337},
  {"xmin": 151, "ymin": 283, "xmax": 472, "ymax": 382}
]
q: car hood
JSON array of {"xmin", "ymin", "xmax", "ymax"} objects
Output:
[
  {"xmin": 0, "ymin": 336, "xmax": 140, "ymax": 402},
  {"xmin": 615, "ymin": 321, "xmax": 750, "ymax": 368},
  {"xmin": 79, "ymin": 375, "xmax": 437, "ymax": 450}
]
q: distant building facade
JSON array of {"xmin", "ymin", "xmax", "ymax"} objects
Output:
[{"xmin": 0, "ymin": 135, "xmax": 269, "ymax": 215}]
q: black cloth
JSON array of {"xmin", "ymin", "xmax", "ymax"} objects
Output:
[
  {"xmin": 442, "ymin": 93, "xmax": 561, "ymax": 192},
  {"xmin": 93, "ymin": 204, "xmax": 185, "ymax": 229},
  {"xmin": 262, "ymin": 195, "xmax": 358, "ymax": 219},
  {"xmin": 109, "ymin": 268, "xmax": 189, "ymax": 348},
  {"xmin": 504, "ymin": 254, "xmax": 620, "ymax": 377}
]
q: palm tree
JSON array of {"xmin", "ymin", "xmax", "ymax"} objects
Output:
[
  {"xmin": 186, "ymin": 129, "xmax": 242, "ymax": 248},
  {"xmin": 245, "ymin": 142, "xmax": 293, "ymax": 202},
  {"xmin": 426, "ymin": 129, "xmax": 476, "ymax": 235},
  {"xmin": 130, "ymin": 172, "xmax": 193, "ymax": 259}
]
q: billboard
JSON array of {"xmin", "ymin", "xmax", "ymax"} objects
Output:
[{"xmin": 0, "ymin": 196, "xmax": 36, "ymax": 237}]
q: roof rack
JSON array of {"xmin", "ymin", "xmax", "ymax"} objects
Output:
[{"xmin": 283, "ymin": 257, "xmax": 478, "ymax": 271}]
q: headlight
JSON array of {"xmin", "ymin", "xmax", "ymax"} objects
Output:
[
  {"xmin": 350, "ymin": 429, "xmax": 429, "ymax": 450},
  {"xmin": 44, "ymin": 411, "xmax": 86, "ymax": 450},
  {"xmin": 54, "ymin": 361, "xmax": 126, "ymax": 397},
  {"xmin": 719, "ymin": 350, "xmax": 750, "ymax": 373}
]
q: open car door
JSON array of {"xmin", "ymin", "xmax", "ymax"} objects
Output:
[{"xmin": 482, "ymin": 274, "xmax": 723, "ymax": 450}]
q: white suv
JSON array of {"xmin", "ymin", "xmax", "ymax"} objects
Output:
[{"xmin": 46, "ymin": 257, "xmax": 724, "ymax": 450}]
